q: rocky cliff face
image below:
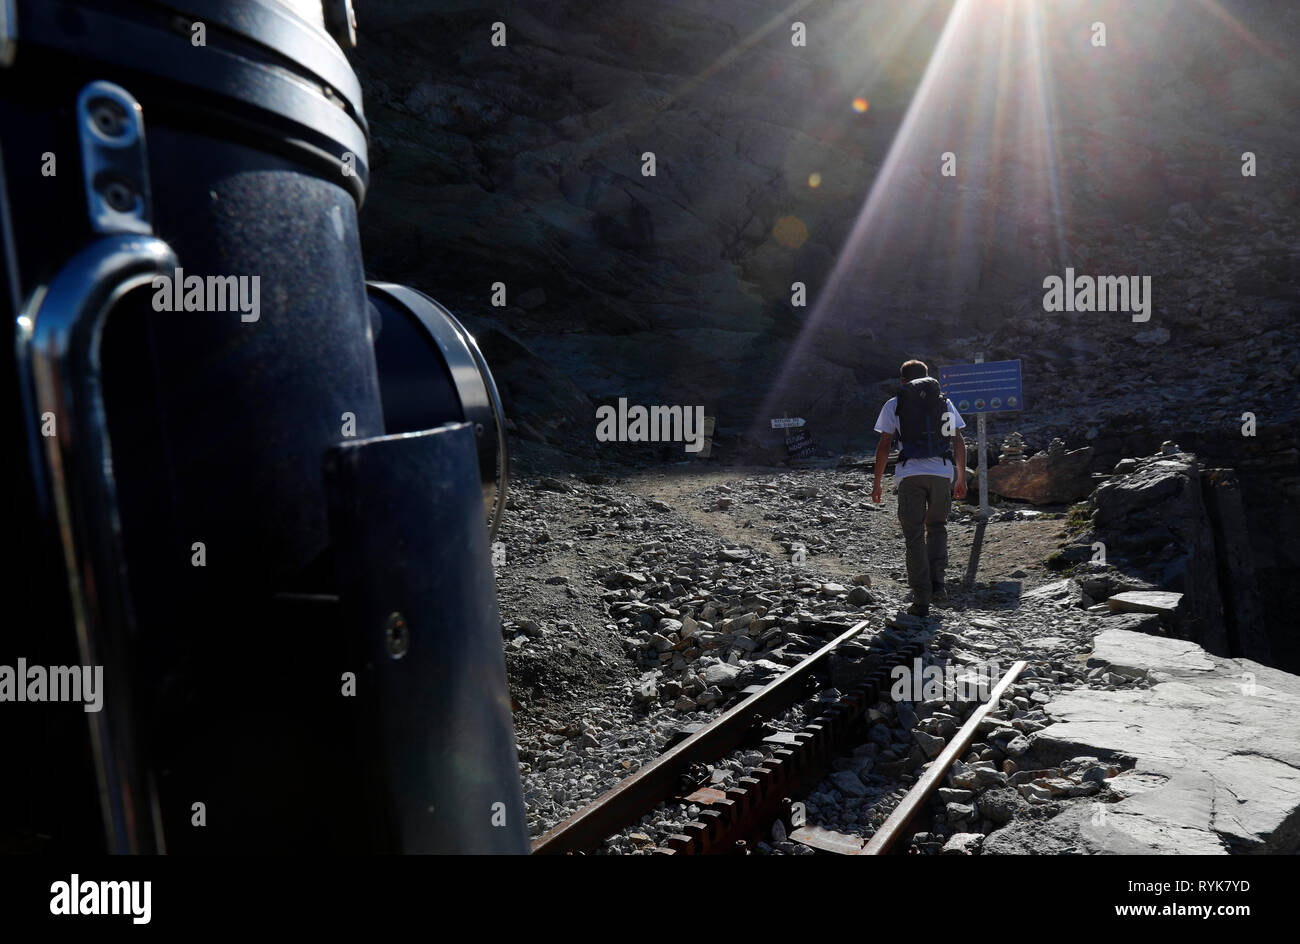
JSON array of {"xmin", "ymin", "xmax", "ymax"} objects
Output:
[
  {"xmin": 347, "ymin": 0, "xmax": 1299, "ymax": 456},
  {"xmin": 1055, "ymin": 445, "xmax": 1295, "ymax": 671}
]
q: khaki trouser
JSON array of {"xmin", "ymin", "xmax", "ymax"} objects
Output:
[{"xmin": 896, "ymin": 474, "xmax": 952, "ymax": 605}]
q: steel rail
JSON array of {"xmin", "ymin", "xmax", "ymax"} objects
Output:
[
  {"xmin": 532, "ymin": 619, "xmax": 880, "ymax": 855},
  {"xmin": 859, "ymin": 659, "xmax": 1028, "ymax": 855},
  {"xmin": 655, "ymin": 644, "xmax": 924, "ymax": 854}
]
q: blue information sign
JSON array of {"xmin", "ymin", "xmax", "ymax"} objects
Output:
[{"xmin": 938, "ymin": 360, "xmax": 1024, "ymax": 415}]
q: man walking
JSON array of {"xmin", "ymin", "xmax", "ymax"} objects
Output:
[{"xmin": 870, "ymin": 360, "xmax": 967, "ymax": 616}]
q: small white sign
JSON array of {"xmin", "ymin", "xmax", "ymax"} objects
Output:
[{"xmin": 770, "ymin": 417, "xmax": 806, "ymax": 429}]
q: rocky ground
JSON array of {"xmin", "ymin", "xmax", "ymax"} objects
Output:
[
  {"xmin": 494, "ymin": 438, "xmax": 1298, "ymax": 854},
  {"xmin": 999, "ymin": 628, "xmax": 1300, "ymax": 855},
  {"xmin": 496, "ymin": 440, "xmax": 1059, "ymax": 843}
]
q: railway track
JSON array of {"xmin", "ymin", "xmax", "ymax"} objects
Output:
[
  {"xmin": 806, "ymin": 657, "xmax": 1026, "ymax": 855},
  {"xmin": 532, "ymin": 616, "xmax": 1027, "ymax": 856}
]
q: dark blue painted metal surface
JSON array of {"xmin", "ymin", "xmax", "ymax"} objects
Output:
[
  {"xmin": 324, "ymin": 423, "xmax": 529, "ymax": 854},
  {"xmin": 1, "ymin": 0, "xmax": 526, "ymax": 854}
]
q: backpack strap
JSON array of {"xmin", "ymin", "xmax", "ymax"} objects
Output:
[
  {"xmin": 940, "ymin": 396, "xmax": 952, "ymax": 466},
  {"xmin": 895, "ymin": 387, "xmax": 909, "ymax": 464}
]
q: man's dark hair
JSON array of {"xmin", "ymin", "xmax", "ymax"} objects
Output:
[{"xmin": 900, "ymin": 359, "xmax": 928, "ymax": 382}]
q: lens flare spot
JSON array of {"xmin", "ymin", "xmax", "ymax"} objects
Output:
[
  {"xmin": 852, "ymin": 97, "xmax": 869, "ymax": 113},
  {"xmin": 772, "ymin": 215, "xmax": 808, "ymax": 249},
  {"xmin": 808, "ymin": 172, "xmax": 822, "ymax": 188}
]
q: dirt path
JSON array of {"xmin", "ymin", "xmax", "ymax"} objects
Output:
[{"xmin": 620, "ymin": 463, "xmax": 1071, "ymax": 598}]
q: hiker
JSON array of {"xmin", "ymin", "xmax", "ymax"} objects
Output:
[{"xmin": 870, "ymin": 360, "xmax": 968, "ymax": 616}]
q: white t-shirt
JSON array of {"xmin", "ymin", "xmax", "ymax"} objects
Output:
[{"xmin": 874, "ymin": 397, "xmax": 966, "ymax": 481}]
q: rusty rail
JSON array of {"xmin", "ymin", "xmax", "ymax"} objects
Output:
[
  {"xmin": 655, "ymin": 644, "xmax": 923, "ymax": 854},
  {"xmin": 859, "ymin": 659, "xmax": 1028, "ymax": 855},
  {"xmin": 532, "ymin": 620, "xmax": 891, "ymax": 854}
]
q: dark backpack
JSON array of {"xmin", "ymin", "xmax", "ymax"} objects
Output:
[{"xmin": 896, "ymin": 376, "xmax": 953, "ymax": 464}]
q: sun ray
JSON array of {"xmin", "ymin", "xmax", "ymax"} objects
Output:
[{"xmin": 752, "ymin": 0, "xmax": 979, "ymax": 431}]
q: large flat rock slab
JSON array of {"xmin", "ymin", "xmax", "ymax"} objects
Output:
[
  {"xmin": 1090, "ymin": 628, "xmax": 1214, "ymax": 677},
  {"xmin": 1020, "ymin": 629, "xmax": 1300, "ymax": 854},
  {"xmin": 1105, "ymin": 590, "xmax": 1185, "ymax": 617}
]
